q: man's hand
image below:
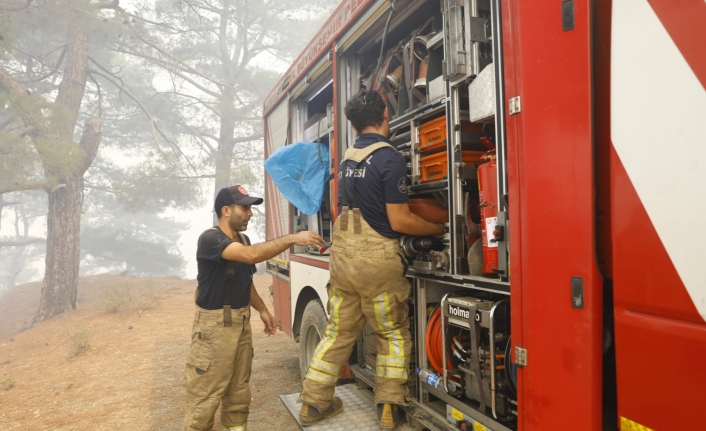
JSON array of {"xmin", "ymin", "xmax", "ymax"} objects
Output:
[
  {"xmin": 259, "ymin": 310, "xmax": 277, "ymax": 335},
  {"xmin": 292, "ymin": 231, "xmax": 325, "ymax": 248}
]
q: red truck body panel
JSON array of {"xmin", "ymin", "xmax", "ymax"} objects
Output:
[{"xmin": 503, "ymin": 0, "xmax": 603, "ymax": 428}]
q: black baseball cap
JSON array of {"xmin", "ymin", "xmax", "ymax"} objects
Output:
[{"xmin": 214, "ymin": 185, "xmax": 263, "ymax": 212}]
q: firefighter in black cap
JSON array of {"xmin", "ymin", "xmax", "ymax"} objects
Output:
[{"xmin": 184, "ymin": 185, "xmax": 324, "ymax": 431}]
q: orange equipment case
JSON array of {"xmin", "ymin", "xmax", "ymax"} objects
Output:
[
  {"xmin": 418, "ymin": 115, "xmax": 484, "ymax": 153},
  {"xmin": 419, "ymin": 150, "xmax": 486, "ymax": 183}
]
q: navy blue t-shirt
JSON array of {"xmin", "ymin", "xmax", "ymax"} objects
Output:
[
  {"xmin": 337, "ymin": 133, "xmax": 409, "ymax": 238},
  {"xmin": 195, "ymin": 227, "xmax": 257, "ymax": 310}
]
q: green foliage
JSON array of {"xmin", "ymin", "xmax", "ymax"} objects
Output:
[
  {"xmin": 121, "ymin": 0, "xmax": 342, "ymax": 236},
  {"xmin": 1, "ymin": 376, "xmax": 15, "ymax": 391},
  {"xmin": 113, "ymin": 161, "xmax": 200, "ymax": 212},
  {"xmin": 81, "ymin": 220, "xmax": 186, "ymax": 277},
  {"xmin": 33, "ymin": 137, "xmax": 87, "ymax": 179},
  {"xmin": 0, "ymin": 14, "xmax": 18, "ymax": 45},
  {"xmin": 79, "ymin": 187, "xmax": 187, "ymax": 276},
  {"xmin": 0, "ymin": 131, "xmax": 40, "ymax": 186},
  {"xmin": 65, "ymin": 323, "xmax": 92, "ymax": 357},
  {"xmin": 1, "ymin": 0, "xmax": 343, "ymax": 285},
  {"xmin": 0, "ymin": 89, "xmax": 90, "ymax": 189}
]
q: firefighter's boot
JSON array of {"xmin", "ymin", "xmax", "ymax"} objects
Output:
[
  {"xmin": 299, "ymin": 397, "xmax": 344, "ymax": 427},
  {"xmin": 377, "ymin": 403, "xmax": 401, "ymax": 429}
]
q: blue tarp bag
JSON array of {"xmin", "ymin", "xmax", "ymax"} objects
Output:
[{"xmin": 264, "ymin": 142, "xmax": 330, "ymax": 215}]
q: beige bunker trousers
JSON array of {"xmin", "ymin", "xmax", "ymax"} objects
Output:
[
  {"xmin": 184, "ymin": 305, "xmax": 252, "ymax": 431},
  {"xmin": 300, "ymin": 141, "xmax": 413, "ymax": 410},
  {"xmin": 300, "ymin": 208, "xmax": 413, "ymax": 409}
]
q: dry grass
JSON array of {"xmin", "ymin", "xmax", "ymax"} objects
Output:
[
  {"xmin": 0, "ymin": 274, "xmax": 303, "ymax": 431},
  {"xmin": 104, "ymin": 284, "xmax": 133, "ymax": 313},
  {"xmin": 104, "ymin": 282, "xmax": 160, "ymax": 314}
]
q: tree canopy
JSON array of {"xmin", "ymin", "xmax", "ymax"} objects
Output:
[{"xmin": 0, "ymin": 0, "xmax": 340, "ymax": 320}]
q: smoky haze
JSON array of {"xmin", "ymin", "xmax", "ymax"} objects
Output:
[{"xmin": 0, "ymin": 0, "xmax": 342, "ymax": 319}]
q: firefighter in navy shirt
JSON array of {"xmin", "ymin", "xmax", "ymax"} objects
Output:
[
  {"xmin": 299, "ymin": 90, "xmax": 445, "ymax": 429},
  {"xmin": 184, "ymin": 185, "xmax": 323, "ymax": 431}
]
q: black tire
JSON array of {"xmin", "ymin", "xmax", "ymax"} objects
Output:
[{"xmin": 299, "ymin": 299, "xmax": 329, "ymax": 381}]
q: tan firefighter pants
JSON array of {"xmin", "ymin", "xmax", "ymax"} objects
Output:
[
  {"xmin": 184, "ymin": 304, "xmax": 252, "ymax": 431},
  {"xmin": 300, "ymin": 207, "xmax": 412, "ymax": 409}
]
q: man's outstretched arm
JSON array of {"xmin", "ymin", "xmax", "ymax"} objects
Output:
[{"xmin": 221, "ymin": 231, "xmax": 324, "ymax": 264}]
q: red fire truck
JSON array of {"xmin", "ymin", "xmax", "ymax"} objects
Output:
[{"xmin": 262, "ymin": 0, "xmax": 706, "ymax": 429}]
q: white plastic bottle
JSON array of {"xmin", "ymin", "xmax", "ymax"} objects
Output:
[{"xmin": 416, "ymin": 367, "xmax": 450, "ymax": 391}]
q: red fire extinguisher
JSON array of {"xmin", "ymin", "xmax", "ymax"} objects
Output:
[{"xmin": 478, "ymin": 155, "xmax": 498, "ymax": 274}]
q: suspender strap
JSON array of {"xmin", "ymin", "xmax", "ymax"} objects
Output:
[
  {"xmin": 341, "ymin": 160, "xmax": 360, "ymax": 209},
  {"xmin": 341, "ymin": 169, "xmax": 351, "ymax": 208},
  {"xmin": 222, "ymin": 232, "xmax": 249, "ymax": 327},
  {"xmin": 351, "ymin": 166, "xmax": 362, "ymax": 210},
  {"xmin": 339, "ymin": 207, "xmax": 349, "ymax": 231},
  {"xmin": 223, "ymin": 263, "xmax": 235, "ymax": 327},
  {"xmin": 352, "ymin": 208, "xmax": 363, "ymax": 234},
  {"xmin": 339, "ymin": 161, "xmax": 362, "ymax": 210},
  {"xmin": 342, "ymin": 142, "xmax": 395, "ymax": 163}
]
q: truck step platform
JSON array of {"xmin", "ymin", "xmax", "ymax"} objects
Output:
[{"xmin": 279, "ymin": 383, "xmax": 418, "ymax": 430}]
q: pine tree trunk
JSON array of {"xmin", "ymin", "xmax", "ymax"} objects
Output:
[
  {"xmin": 35, "ymin": 178, "xmax": 82, "ymax": 320},
  {"xmin": 214, "ymin": 137, "xmax": 235, "ymax": 192},
  {"xmin": 34, "ymin": 118, "xmax": 101, "ymax": 323},
  {"xmin": 215, "ymin": 89, "xmax": 237, "ymax": 192},
  {"xmin": 32, "ymin": 19, "xmax": 102, "ymax": 324},
  {"xmin": 213, "ymin": 89, "xmax": 236, "ymax": 223}
]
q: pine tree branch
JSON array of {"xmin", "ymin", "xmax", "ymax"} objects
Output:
[
  {"xmin": 113, "ymin": 48, "xmax": 222, "ymax": 99},
  {"xmin": 88, "ymin": 57, "xmax": 125, "ymax": 87},
  {"xmin": 172, "ymin": 121, "xmax": 217, "ymax": 155},
  {"xmin": 157, "ymin": 90, "xmax": 220, "ymax": 117},
  {"xmin": 87, "ymin": 73, "xmax": 102, "ymax": 118},
  {"xmin": 88, "ymin": 68, "xmax": 198, "ymax": 174},
  {"xmin": 18, "ymin": 47, "xmax": 67, "ymax": 84},
  {"xmin": 180, "ymin": 0, "xmax": 226, "ymax": 16},
  {"xmin": 116, "ymin": 7, "xmax": 233, "ymax": 90},
  {"xmin": 230, "ymin": 133, "xmax": 263, "ymax": 145},
  {"xmin": 83, "ymin": 183, "xmax": 115, "ymax": 193},
  {"xmin": 0, "ymin": 181, "xmax": 55, "ymax": 194},
  {"xmin": 0, "ymin": 237, "xmax": 45, "ymax": 247},
  {"xmin": 0, "ymin": 64, "xmax": 46, "ymax": 140},
  {"xmin": 77, "ymin": 119, "xmax": 102, "ymax": 176},
  {"xmin": 123, "ymin": 10, "xmax": 217, "ymax": 35}
]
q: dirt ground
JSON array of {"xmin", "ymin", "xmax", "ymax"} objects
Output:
[{"xmin": 0, "ymin": 274, "xmax": 303, "ymax": 431}]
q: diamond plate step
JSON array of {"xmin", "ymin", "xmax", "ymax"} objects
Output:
[{"xmin": 279, "ymin": 383, "xmax": 417, "ymax": 431}]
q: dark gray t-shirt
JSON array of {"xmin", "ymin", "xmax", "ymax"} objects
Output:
[
  {"xmin": 195, "ymin": 227, "xmax": 256, "ymax": 310},
  {"xmin": 337, "ymin": 133, "xmax": 409, "ymax": 238}
]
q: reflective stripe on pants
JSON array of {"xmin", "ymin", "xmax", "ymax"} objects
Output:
[{"xmin": 300, "ymin": 208, "xmax": 412, "ymax": 410}]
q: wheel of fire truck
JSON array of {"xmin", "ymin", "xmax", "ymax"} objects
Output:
[{"xmin": 299, "ymin": 299, "xmax": 328, "ymax": 381}]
